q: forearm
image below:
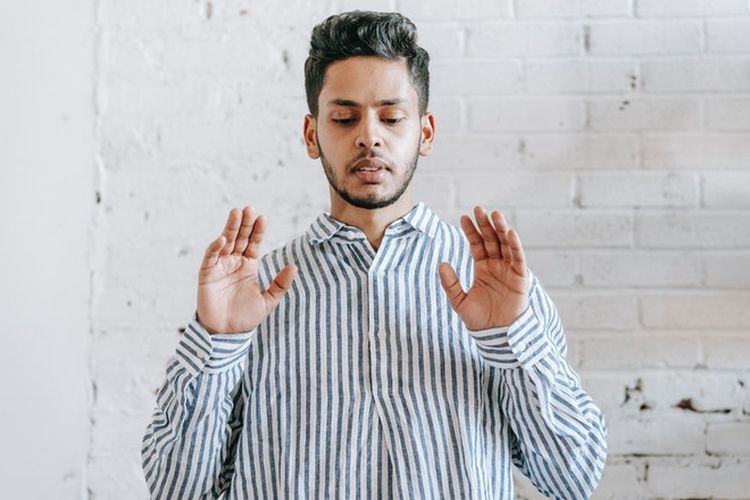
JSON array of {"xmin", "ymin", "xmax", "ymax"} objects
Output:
[
  {"xmin": 469, "ymin": 274, "xmax": 607, "ymax": 498},
  {"xmin": 141, "ymin": 314, "xmax": 255, "ymax": 500}
]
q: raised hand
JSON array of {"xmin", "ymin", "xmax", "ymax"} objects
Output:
[
  {"xmin": 438, "ymin": 206, "xmax": 529, "ymax": 331},
  {"xmin": 196, "ymin": 206, "xmax": 297, "ymax": 335}
]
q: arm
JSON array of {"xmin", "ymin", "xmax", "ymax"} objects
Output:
[
  {"xmin": 468, "ymin": 272, "xmax": 607, "ymax": 499},
  {"xmin": 140, "ymin": 312, "xmax": 255, "ymax": 500}
]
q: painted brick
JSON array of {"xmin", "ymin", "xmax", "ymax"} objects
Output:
[
  {"xmin": 525, "ymin": 58, "xmax": 638, "ymax": 93},
  {"xmin": 706, "ymin": 98, "xmax": 750, "ymax": 130},
  {"xmin": 580, "ymin": 250, "xmax": 702, "ymax": 286},
  {"xmin": 517, "ymin": 0, "xmax": 632, "ymax": 19},
  {"xmin": 579, "ymin": 172, "xmax": 699, "ymax": 208},
  {"xmin": 456, "ymin": 172, "xmax": 574, "ymax": 208},
  {"xmin": 516, "ymin": 209, "xmax": 634, "ymax": 248},
  {"xmin": 648, "ymin": 461, "xmax": 750, "ymax": 498},
  {"xmin": 640, "ymin": 292, "xmax": 750, "ymax": 328},
  {"xmin": 642, "ymin": 133, "xmax": 750, "ymax": 169},
  {"xmin": 636, "ymin": 0, "xmax": 749, "ymax": 17},
  {"xmin": 702, "ymin": 172, "xmax": 750, "ymax": 208},
  {"xmin": 588, "ymin": 21, "xmax": 702, "ymax": 55},
  {"xmin": 704, "ymin": 252, "xmax": 750, "ymax": 288},
  {"xmin": 523, "ymin": 134, "xmax": 639, "ymax": 169},
  {"xmin": 588, "ymin": 98, "xmax": 702, "ymax": 131},
  {"xmin": 468, "ymin": 99, "xmax": 586, "ymax": 132},
  {"xmin": 636, "ymin": 211, "xmax": 750, "ymax": 248},
  {"xmin": 641, "ymin": 58, "xmax": 750, "ymax": 93},
  {"xmin": 706, "ymin": 20, "xmax": 750, "ymax": 53},
  {"xmin": 466, "ymin": 23, "xmax": 583, "ymax": 57}
]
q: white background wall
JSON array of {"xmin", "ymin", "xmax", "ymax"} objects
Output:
[
  {"xmin": 0, "ymin": 1, "xmax": 94, "ymax": 498},
  {"xmin": 2, "ymin": 0, "xmax": 749, "ymax": 498}
]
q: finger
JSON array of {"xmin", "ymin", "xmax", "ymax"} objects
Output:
[
  {"xmin": 262, "ymin": 264, "xmax": 298, "ymax": 309},
  {"xmin": 201, "ymin": 235, "xmax": 226, "ymax": 270},
  {"xmin": 491, "ymin": 210, "xmax": 512, "ymax": 264},
  {"xmin": 460, "ymin": 215, "xmax": 488, "ymax": 262},
  {"xmin": 233, "ymin": 206, "xmax": 258, "ymax": 255},
  {"xmin": 507, "ymin": 228, "xmax": 528, "ymax": 277},
  {"xmin": 219, "ymin": 208, "xmax": 242, "ymax": 257},
  {"xmin": 474, "ymin": 206, "xmax": 501, "ymax": 260},
  {"xmin": 438, "ymin": 262, "xmax": 468, "ymax": 311},
  {"xmin": 242, "ymin": 214, "xmax": 267, "ymax": 259}
]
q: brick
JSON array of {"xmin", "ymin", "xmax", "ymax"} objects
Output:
[
  {"xmin": 416, "ymin": 23, "xmax": 464, "ymax": 59},
  {"xmin": 431, "ymin": 60, "xmax": 522, "ymax": 96},
  {"xmin": 702, "ymin": 335, "xmax": 750, "ymax": 369},
  {"xmin": 641, "ymin": 371, "xmax": 746, "ymax": 412},
  {"xmin": 588, "ymin": 98, "xmax": 701, "ymax": 131},
  {"xmin": 456, "ymin": 172, "xmax": 574, "ymax": 208},
  {"xmin": 466, "ymin": 23, "xmax": 583, "ymax": 57},
  {"xmin": 642, "ymin": 133, "xmax": 750, "ymax": 169},
  {"xmin": 424, "ymin": 135, "xmax": 521, "ymax": 171},
  {"xmin": 706, "ymin": 98, "xmax": 750, "ymax": 130},
  {"xmin": 580, "ymin": 250, "xmax": 702, "ymax": 286},
  {"xmin": 523, "ymin": 134, "xmax": 638, "ymax": 169},
  {"xmin": 648, "ymin": 460, "xmax": 750, "ymax": 498},
  {"xmin": 410, "ymin": 172, "xmax": 454, "ymax": 209},
  {"xmin": 429, "ymin": 97, "xmax": 463, "ymax": 134},
  {"xmin": 590, "ymin": 461, "xmax": 648, "ymax": 499},
  {"xmin": 636, "ymin": 0, "xmax": 749, "ymax": 17},
  {"xmin": 468, "ymin": 99, "xmax": 586, "ymax": 132},
  {"xmin": 578, "ymin": 335, "xmax": 700, "ymax": 369},
  {"xmin": 395, "ymin": 0, "xmax": 509, "ymax": 21},
  {"xmin": 579, "ymin": 172, "xmax": 699, "ymax": 207},
  {"xmin": 706, "ymin": 421, "xmax": 750, "ymax": 455},
  {"xmin": 707, "ymin": 20, "xmax": 750, "ymax": 53},
  {"xmin": 516, "ymin": 209, "xmax": 634, "ymax": 248},
  {"xmin": 704, "ymin": 252, "xmax": 750, "ymax": 287},
  {"xmin": 524, "ymin": 250, "xmax": 580, "ymax": 287},
  {"xmin": 640, "ymin": 292, "xmax": 750, "ymax": 328},
  {"xmin": 607, "ymin": 414, "xmax": 705, "ymax": 455},
  {"xmin": 588, "ymin": 21, "xmax": 702, "ymax": 55},
  {"xmin": 641, "ymin": 57, "xmax": 750, "ymax": 93},
  {"xmin": 553, "ymin": 292, "xmax": 640, "ymax": 330},
  {"xmin": 636, "ymin": 211, "xmax": 750, "ymax": 248},
  {"xmin": 516, "ymin": 0, "xmax": 631, "ymax": 18},
  {"xmin": 702, "ymin": 172, "xmax": 750, "ymax": 208},
  {"xmin": 525, "ymin": 58, "xmax": 638, "ymax": 94}
]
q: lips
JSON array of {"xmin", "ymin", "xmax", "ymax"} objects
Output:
[{"xmin": 352, "ymin": 158, "xmax": 389, "ymax": 183}]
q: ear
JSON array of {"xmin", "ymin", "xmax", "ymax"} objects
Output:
[
  {"xmin": 303, "ymin": 114, "xmax": 320, "ymax": 159},
  {"xmin": 418, "ymin": 112, "xmax": 435, "ymax": 156}
]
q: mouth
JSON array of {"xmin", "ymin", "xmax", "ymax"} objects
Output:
[
  {"xmin": 352, "ymin": 158, "xmax": 389, "ymax": 172},
  {"xmin": 352, "ymin": 158, "xmax": 389, "ymax": 183}
]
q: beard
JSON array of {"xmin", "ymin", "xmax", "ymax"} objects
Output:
[{"xmin": 318, "ymin": 136, "xmax": 420, "ymax": 210}]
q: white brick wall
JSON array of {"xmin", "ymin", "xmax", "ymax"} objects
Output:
[{"xmin": 85, "ymin": 0, "xmax": 750, "ymax": 498}]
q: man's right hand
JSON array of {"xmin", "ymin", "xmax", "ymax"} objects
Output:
[{"xmin": 196, "ymin": 206, "xmax": 297, "ymax": 335}]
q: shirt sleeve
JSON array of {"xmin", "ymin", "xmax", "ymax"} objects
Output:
[
  {"xmin": 467, "ymin": 271, "xmax": 608, "ymax": 500},
  {"xmin": 140, "ymin": 311, "xmax": 256, "ymax": 500}
]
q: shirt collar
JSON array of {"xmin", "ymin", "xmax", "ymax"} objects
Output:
[{"xmin": 305, "ymin": 201, "xmax": 440, "ymax": 245}]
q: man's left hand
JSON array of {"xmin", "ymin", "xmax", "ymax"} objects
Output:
[{"xmin": 438, "ymin": 206, "xmax": 530, "ymax": 331}]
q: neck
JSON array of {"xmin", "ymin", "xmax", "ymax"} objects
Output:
[{"xmin": 329, "ymin": 189, "xmax": 415, "ymax": 251}]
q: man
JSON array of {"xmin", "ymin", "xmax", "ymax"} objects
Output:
[{"xmin": 141, "ymin": 10, "xmax": 607, "ymax": 500}]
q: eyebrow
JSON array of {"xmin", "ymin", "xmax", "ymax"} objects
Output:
[{"xmin": 327, "ymin": 98, "xmax": 406, "ymax": 108}]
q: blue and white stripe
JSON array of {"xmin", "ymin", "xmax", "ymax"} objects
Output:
[{"xmin": 141, "ymin": 201, "xmax": 607, "ymax": 499}]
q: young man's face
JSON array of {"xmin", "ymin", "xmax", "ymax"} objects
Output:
[{"xmin": 304, "ymin": 56, "xmax": 434, "ymax": 210}]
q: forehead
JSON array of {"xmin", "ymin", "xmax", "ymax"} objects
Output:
[{"xmin": 319, "ymin": 56, "xmax": 418, "ymax": 108}]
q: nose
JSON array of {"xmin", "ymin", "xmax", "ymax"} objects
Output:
[{"xmin": 355, "ymin": 112, "xmax": 383, "ymax": 149}]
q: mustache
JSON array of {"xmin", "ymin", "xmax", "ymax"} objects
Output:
[{"xmin": 349, "ymin": 150, "xmax": 393, "ymax": 170}]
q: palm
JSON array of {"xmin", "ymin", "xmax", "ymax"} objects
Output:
[
  {"xmin": 439, "ymin": 206, "xmax": 529, "ymax": 331},
  {"xmin": 196, "ymin": 206, "xmax": 297, "ymax": 335}
]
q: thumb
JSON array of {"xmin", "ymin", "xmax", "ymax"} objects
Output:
[
  {"xmin": 438, "ymin": 262, "xmax": 467, "ymax": 312},
  {"xmin": 262, "ymin": 264, "xmax": 297, "ymax": 309}
]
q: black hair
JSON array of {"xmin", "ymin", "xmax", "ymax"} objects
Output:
[{"xmin": 304, "ymin": 10, "xmax": 430, "ymax": 118}]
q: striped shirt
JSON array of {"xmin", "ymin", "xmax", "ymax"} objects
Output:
[{"xmin": 141, "ymin": 201, "xmax": 607, "ymax": 500}]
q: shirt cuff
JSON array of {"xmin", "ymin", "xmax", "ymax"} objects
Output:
[
  {"xmin": 467, "ymin": 304, "xmax": 551, "ymax": 369},
  {"xmin": 175, "ymin": 311, "xmax": 256, "ymax": 376}
]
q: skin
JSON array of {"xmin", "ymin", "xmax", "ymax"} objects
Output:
[{"xmin": 195, "ymin": 55, "xmax": 530, "ymax": 335}]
